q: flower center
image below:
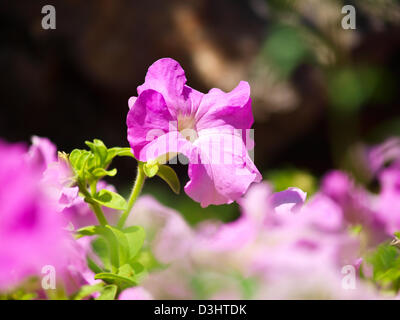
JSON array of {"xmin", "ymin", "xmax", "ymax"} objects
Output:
[{"xmin": 177, "ymin": 114, "xmax": 197, "ymax": 141}]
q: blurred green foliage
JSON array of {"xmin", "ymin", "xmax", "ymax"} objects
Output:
[
  {"xmin": 366, "ymin": 243, "xmax": 400, "ymax": 293},
  {"xmin": 328, "ymin": 67, "xmax": 392, "ymax": 114},
  {"xmin": 266, "ymin": 167, "xmax": 317, "ymax": 195},
  {"xmin": 262, "ymin": 24, "xmax": 310, "ymax": 78}
]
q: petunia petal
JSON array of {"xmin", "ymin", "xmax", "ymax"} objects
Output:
[
  {"xmin": 127, "ymin": 89, "xmax": 175, "ymax": 160},
  {"xmin": 137, "ymin": 58, "xmax": 192, "ymax": 117},
  {"xmin": 195, "ymin": 81, "xmax": 253, "ymax": 132},
  {"xmin": 184, "ymin": 132, "xmax": 261, "ymax": 207},
  {"xmin": 270, "ymin": 187, "xmax": 307, "ymax": 214}
]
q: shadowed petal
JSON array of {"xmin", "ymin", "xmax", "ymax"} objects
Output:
[{"xmin": 127, "ymin": 89, "xmax": 175, "ymax": 160}]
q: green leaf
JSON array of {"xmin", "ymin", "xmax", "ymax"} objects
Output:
[
  {"xmin": 76, "ymin": 225, "xmax": 120, "ymax": 271},
  {"xmin": 87, "ymin": 256, "xmax": 103, "ymax": 274},
  {"xmin": 91, "ymin": 237, "xmax": 112, "ymax": 271},
  {"xmin": 69, "ymin": 149, "xmax": 92, "ymax": 174},
  {"xmin": 73, "ymin": 283, "xmax": 104, "ymax": 300},
  {"xmin": 69, "ymin": 149, "xmax": 83, "ymax": 169},
  {"xmin": 95, "ymin": 271, "xmax": 136, "ymax": 287},
  {"xmin": 368, "ymin": 244, "xmax": 400, "ymax": 278},
  {"xmin": 76, "ymin": 225, "xmax": 99, "ymax": 237},
  {"xmin": 94, "ymin": 263, "xmax": 147, "ymax": 288},
  {"xmin": 92, "ymin": 189, "xmax": 128, "ymax": 211},
  {"xmin": 96, "ymin": 285, "xmax": 118, "ymax": 300},
  {"xmin": 85, "ymin": 139, "xmax": 108, "ymax": 167},
  {"xmin": 91, "ymin": 167, "xmax": 117, "ymax": 179},
  {"xmin": 157, "ymin": 164, "xmax": 180, "ymax": 194},
  {"xmin": 105, "ymin": 225, "xmax": 130, "ymax": 266},
  {"xmin": 20, "ymin": 293, "xmax": 38, "ymax": 300},
  {"xmin": 367, "ymin": 243, "xmax": 400, "ymax": 291},
  {"xmin": 143, "ymin": 160, "xmax": 159, "ymax": 178},
  {"xmin": 123, "ymin": 226, "xmax": 146, "ymax": 259},
  {"xmin": 118, "ymin": 263, "xmax": 139, "ymax": 285},
  {"xmin": 129, "ymin": 262, "xmax": 147, "ymax": 283},
  {"xmin": 106, "ymin": 147, "xmax": 135, "ymax": 165},
  {"xmin": 134, "ymin": 249, "xmax": 162, "ymax": 271}
]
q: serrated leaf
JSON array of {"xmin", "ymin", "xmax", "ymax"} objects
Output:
[
  {"xmin": 92, "ymin": 189, "xmax": 128, "ymax": 211},
  {"xmin": 123, "ymin": 226, "xmax": 146, "ymax": 259},
  {"xmin": 157, "ymin": 164, "xmax": 180, "ymax": 194},
  {"xmin": 96, "ymin": 285, "xmax": 118, "ymax": 300}
]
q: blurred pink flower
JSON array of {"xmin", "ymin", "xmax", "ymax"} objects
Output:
[
  {"xmin": 127, "ymin": 58, "xmax": 261, "ymax": 207},
  {"xmin": 27, "ymin": 136, "xmax": 80, "ymax": 213},
  {"xmin": 27, "ymin": 136, "xmax": 57, "ymax": 172},
  {"xmin": 321, "ymin": 170, "xmax": 388, "ymax": 244},
  {"xmin": 270, "ymin": 187, "xmax": 307, "ymax": 214},
  {"xmin": 322, "ymin": 139, "xmax": 400, "ymax": 238},
  {"xmin": 118, "ymin": 287, "xmax": 153, "ymax": 300},
  {"xmin": 135, "ymin": 183, "xmax": 371, "ymax": 299},
  {"xmin": 0, "ymin": 140, "xmax": 71, "ymax": 290},
  {"xmin": 367, "ymin": 137, "xmax": 400, "ymax": 175},
  {"xmin": 127, "ymin": 195, "xmax": 193, "ymax": 264},
  {"xmin": 376, "ymin": 167, "xmax": 400, "ymax": 235},
  {"xmin": 62, "ymin": 236, "xmax": 101, "ymax": 296},
  {"xmin": 29, "ymin": 137, "xmax": 118, "ymax": 229},
  {"xmin": 26, "ymin": 137, "xmax": 122, "ymax": 296}
]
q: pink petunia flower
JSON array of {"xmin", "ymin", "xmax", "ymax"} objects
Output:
[
  {"xmin": 26, "ymin": 137, "xmax": 116, "ymax": 296},
  {"xmin": 127, "ymin": 58, "xmax": 261, "ymax": 207},
  {"xmin": 321, "ymin": 170, "xmax": 388, "ymax": 245},
  {"xmin": 0, "ymin": 140, "xmax": 71, "ymax": 290},
  {"xmin": 29, "ymin": 136, "xmax": 118, "ymax": 228},
  {"xmin": 27, "ymin": 136, "xmax": 57, "ymax": 172},
  {"xmin": 376, "ymin": 167, "xmax": 400, "ymax": 235}
]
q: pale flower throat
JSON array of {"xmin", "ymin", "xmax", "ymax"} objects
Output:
[{"xmin": 177, "ymin": 113, "xmax": 198, "ymax": 141}]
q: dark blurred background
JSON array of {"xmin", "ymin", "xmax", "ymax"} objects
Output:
[{"xmin": 1, "ymin": 0, "xmax": 399, "ymax": 223}]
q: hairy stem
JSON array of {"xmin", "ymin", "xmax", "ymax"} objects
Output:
[{"xmin": 117, "ymin": 164, "xmax": 145, "ymax": 228}]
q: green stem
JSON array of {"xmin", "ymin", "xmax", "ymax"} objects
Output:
[
  {"xmin": 117, "ymin": 164, "xmax": 145, "ymax": 228},
  {"xmin": 90, "ymin": 203, "xmax": 108, "ymax": 226},
  {"xmin": 79, "ymin": 181, "xmax": 108, "ymax": 226}
]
